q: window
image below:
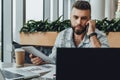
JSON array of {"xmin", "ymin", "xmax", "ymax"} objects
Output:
[
  {"xmin": 25, "ymin": 0, "xmax": 76, "ymax": 22},
  {"xmin": 26, "ymin": 0, "xmax": 43, "ymax": 21},
  {"xmin": 0, "ymin": 0, "xmax": 1, "ymax": 60},
  {"xmin": 2, "ymin": 0, "xmax": 13, "ymax": 62},
  {"xmin": 2, "ymin": 0, "xmax": 78, "ymax": 62}
]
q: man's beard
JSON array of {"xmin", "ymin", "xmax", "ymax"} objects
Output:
[{"xmin": 72, "ymin": 26, "xmax": 86, "ymax": 35}]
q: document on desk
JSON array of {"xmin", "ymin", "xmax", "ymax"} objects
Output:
[
  {"xmin": 1, "ymin": 69, "xmax": 24, "ymax": 80},
  {"xmin": 4, "ymin": 64, "xmax": 55, "ymax": 79},
  {"xmin": 17, "ymin": 64, "xmax": 54, "ymax": 74},
  {"xmin": 40, "ymin": 65, "xmax": 56, "ymax": 80},
  {"xmin": 3, "ymin": 67, "xmax": 40, "ymax": 79},
  {"xmin": 22, "ymin": 46, "xmax": 55, "ymax": 64}
]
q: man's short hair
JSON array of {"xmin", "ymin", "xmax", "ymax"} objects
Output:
[{"xmin": 72, "ymin": 1, "xmax": 91, "ymax": 11}]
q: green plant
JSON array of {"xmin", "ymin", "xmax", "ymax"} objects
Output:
[
  {"xmin": 96, "ymin": 18, "xmax": 120, "ymax": 33},
  {"xmin": 20, "ymin": 16, "xmax": 71, "ymax": 33},
  {"xmin": 20, "ymin": 17, "xmax": 120, "ymax": 34}
]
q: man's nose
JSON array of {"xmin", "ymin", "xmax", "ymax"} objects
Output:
[{"xmin": 76, "ymin": 19, "xmax": 82, "ymax": 24}]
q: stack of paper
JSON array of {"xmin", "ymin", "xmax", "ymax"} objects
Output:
[
  {"xmin": 40, "ymin": 64, "xmax": 56, "ymax": 80},
  {"xmin": 3, "ymin": 68, "xmax": 40, "ymax": 79},
  {"xmin": 4, "ymin": 64, "xmax": 55, "ymax": 79}
]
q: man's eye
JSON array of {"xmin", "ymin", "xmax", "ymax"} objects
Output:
[
  {"xmin": 81, "ymin": 17, "xmax": 87, "ymax": 20},
  {"xmin": 74, "ymin": 16, "xmax": 78, "ymax": 19}
]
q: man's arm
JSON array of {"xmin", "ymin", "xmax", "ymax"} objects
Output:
[
  {"xmin": 89, "ymin": 35, "xmax": 101, "ymax": 48},
  {"xmin": 29, "ymin": 32, "xmax": 62, "ymax": 65},
  {"xmin": 86, "ymin": 20, "xmax": 109, "ymax": 48}
]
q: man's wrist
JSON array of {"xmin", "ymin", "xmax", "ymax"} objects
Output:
[{"xmin": 88, "ymin": 32, "xmax": 97, "ymax": 39}]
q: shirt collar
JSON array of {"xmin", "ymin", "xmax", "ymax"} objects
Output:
[{"xmin": 67, "ymin": 28, "xmax": 73, "ymax": 40}]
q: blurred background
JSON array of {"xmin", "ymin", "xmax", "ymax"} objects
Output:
[{"xmin": 0, "ymin": 0, "xmax": 119, "ymax": 62}]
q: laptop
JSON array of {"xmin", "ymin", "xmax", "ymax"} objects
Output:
[{"xmin": 56, "ymin": 48, "xmax": 120, "ymax": 80}]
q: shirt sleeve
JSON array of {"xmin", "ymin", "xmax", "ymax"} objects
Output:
[
  {"xmin": 48, "ymin": 32, "xmax": 63, "ymax": 63},
  {"xmin": 98, "ymin": 32, "xmax": 110, "ymax": 48}
]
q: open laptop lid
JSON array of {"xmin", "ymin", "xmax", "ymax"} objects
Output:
[{"xmin": 56, "ymin": 48, "xmax": 120, "ymax": 80}]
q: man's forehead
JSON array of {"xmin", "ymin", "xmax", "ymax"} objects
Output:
[
  {"xmin": 71, "ymin": 8, "xmax": 91, "ymax": 16},
  {"xmin": 72, "ymin": 8, "xmax": 90, "ymax": 13}
]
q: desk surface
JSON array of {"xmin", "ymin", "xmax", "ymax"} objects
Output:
[
  {"xmin": 0, "ymin": 62, "xmax": 56, "ymax": 80},
  {"xmin": 0, "ymin": 62, "xmax": 34, "ymax": 69}
]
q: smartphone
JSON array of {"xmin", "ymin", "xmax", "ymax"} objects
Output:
[{"xmin": 85, "ymin": 24, "xmax": 89, "ymax": 33}]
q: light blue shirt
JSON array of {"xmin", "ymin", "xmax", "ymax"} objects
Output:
[{"xmin": 49, "ymin": 28, "xmax": 109, "ymax": 62}]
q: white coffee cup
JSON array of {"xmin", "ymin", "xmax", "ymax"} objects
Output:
[{"xmin": 15, "ymin": 48, "xmax": 25, "ymax": 67}]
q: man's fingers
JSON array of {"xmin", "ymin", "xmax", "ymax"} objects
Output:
[
  {"xmin": 31, "ymin": 57, "xmax": 43, "ymax": 65},
  {"xmin": 29, "ymin": 54, "xmax": 36, "ymax": 58},
  {"xmin": 29, "ymin": 54, "xmax": 33, "ymax": 58},
  {"xmin": 29, "ymin": 54, "xmax": 44, "ymax": 65}
]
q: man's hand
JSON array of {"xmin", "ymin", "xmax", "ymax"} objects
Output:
[
  {"xmin": 86, "ymin": 20, "xmax": 101, "ymax": 47},
  {"xmin": 29, "ymin": 54, "xmax": 44, "ymax": 65},
  {"xmin": 86, "ymin": 20, "xmax": 96, "ymax": 35}
]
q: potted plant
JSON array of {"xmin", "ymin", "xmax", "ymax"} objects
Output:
[
  {"xmin": 20, "ymin": 16, "xmax": 71, "ymax": 46},
  {"xmin": 20, "ymin": 16, "xmax": 120, "ymax": 47},
  {"xmin": 96, "ymin": 18, "xmax": 120, "ymax": 47}
]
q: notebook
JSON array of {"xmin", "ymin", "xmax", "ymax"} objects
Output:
[{"xmin": 56, "ymin": 48, "xmax": 120, "ymax": 80}]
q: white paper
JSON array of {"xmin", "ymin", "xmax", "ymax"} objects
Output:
[
  {"xmin": 4, "ymin": 67, "xmax": 40, "ymax": 79},
  {"xmin": 41, "ymin": 66, "xmax": 56, "ymax": 80},
  {"xmin": 21, "ymin": 46, "xmax": 55, "ymax": 64},
  {"xmin": 18, "ymin": 64, "xmax": 54, "ymax": 74},
  {"xmin": 4, "ymin": 64, "xmax": 55, "ymax": 79}
]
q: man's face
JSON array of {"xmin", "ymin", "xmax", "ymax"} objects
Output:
[{"xmin": 70, "ymin": 8, "xmax": 91, "ymax": 35}]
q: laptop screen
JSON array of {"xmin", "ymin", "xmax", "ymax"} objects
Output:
[{"xmin": 56, "ymin": 48, "xmax": 120, "ymax": 80}]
